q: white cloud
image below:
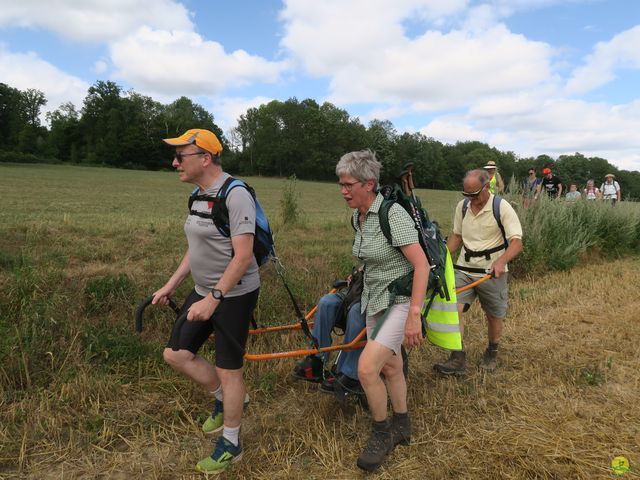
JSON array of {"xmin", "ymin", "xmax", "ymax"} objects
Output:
[
  {"xmin": 93, "ymin": 60, "xmax": 108, "ymax": 74},
  {"xmin": 0, "ymin": 45, "xmax": 88, "ymax": 113},
  {"xmin": 281, "ymin": 1, "xmax": 554, "ymax": 108},
  {"xmin": 109, "ymin": 27, "xmax": 290, "ymax": 99},
  {"xmin": 566, "ymin": 25, "xmax": 640, "ymax": 94},
  {"xmin": 420, "ymin": 116, "xmax": 488, "ymax": 144},
  {"xmin": 0, "ymin": 0, "xmax": 193, "ymax": 42},
  {"xmin": 280, "ymin": 0, "xmax": 469, "ymax": 77},
  {"xmin": 420, "ymin": 96, "xmax": 640, "ymax": 170}
]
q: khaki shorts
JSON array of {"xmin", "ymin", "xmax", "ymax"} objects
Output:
[
  {"xmin": 455, "ymin": 271, "xmax": 509, "ymax": 319},
  {"xmin": 366, "ymin": 302, "xmax": 409, "ymax": 356}
]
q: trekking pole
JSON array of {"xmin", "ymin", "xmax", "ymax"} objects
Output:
[
  {"xmin": 272, "ymin": 245, "xmax": 320, "ymax": 350},
  {"xmin": 398, "ymin": 164, "xmax": 435, "ymax": 268}
]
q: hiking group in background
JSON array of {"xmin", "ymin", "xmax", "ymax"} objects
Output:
[{"xmin": 513, "ymin": 164, "xmax": 622, "ymax": 206}]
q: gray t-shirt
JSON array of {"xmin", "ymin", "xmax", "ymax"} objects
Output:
[{"xmin": 185, "ymin": 173, "xmax": 260, "ymax": 297}]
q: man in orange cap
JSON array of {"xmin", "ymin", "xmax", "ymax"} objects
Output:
[
  {"xmin": 152, "ymin": 129, "xmax": 259, "ymax": 474},
  {"xmin": 541, "ymin": 167, "xmax": 562, "ymax": 198}
]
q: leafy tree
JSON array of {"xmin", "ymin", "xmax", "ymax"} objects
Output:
[
  {"xmin": 0, "ymin": 83, "xmax": 25, "ymax": 150},
  {"xmin": 47, "ymin": 102, "xmax": 80, "ymax": 161}
]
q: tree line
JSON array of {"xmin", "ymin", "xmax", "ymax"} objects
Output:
[{"xmin": 1, "ymin": 81, "xmax": 639, "ymax": 198}]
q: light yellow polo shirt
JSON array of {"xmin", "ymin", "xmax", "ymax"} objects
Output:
[{"xmin": 452, "ymin": 194, "xmax": 522, "ymax": 275}]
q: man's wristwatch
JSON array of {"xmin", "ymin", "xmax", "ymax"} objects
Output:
[{"xmin": 211, "ymin": 288, "xmax": 225, "ymax": 301}]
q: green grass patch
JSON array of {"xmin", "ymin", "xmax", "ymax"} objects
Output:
[{"xmin": 84, "ymin": 273, "xmax": 135, "ymax": 315}]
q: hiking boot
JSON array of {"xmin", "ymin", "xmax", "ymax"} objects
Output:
[
  {"xmin": 195, "ymin": 436, "xmax": 243, "ymax": 474},
  {"xmin": 391, "ymin": 412, "xmax": 411, "ymax": 446},
  {"xmin": 331, "ymin": 374, "xmax": 362, "ymax": 394},
  {"xmin": 433, "ymin": 350, "xmax": 466, "ymax": 376},
  {"xmin": 202, "ymin": 395, "xmax": 250, "ymax": 435},
  {"xmin": 356, "ymin": 420, "xmax": 394, "ymax": 472},
  {"xmin": 292, "ymin": 355, "xmax": 325, "ymax": 383},
  {"xmin": 480, "ymin": 348, "xmax": 498, "ymax": 372}
]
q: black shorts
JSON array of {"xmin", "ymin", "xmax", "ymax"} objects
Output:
[{"xmin": 166, "ymin": 288, "xmax": 259, "ymax": 369}]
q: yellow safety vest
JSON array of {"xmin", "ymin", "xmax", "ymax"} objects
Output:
[
  {"xmin": 488, "ymin": 174, "xmax": 497, "ymax": 194},
  {"xmin": 423, "ymin": 249, "xmax": 462, "ymax": 351}
]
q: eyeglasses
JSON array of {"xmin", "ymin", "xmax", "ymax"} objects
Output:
[
  {"xmin": 338, "ymin": 181, "xmax": 362, "ymax": 191},
  {"xmin": 174, "ymin": 151, "xmax": 206, "ymax": 164},
  {"xmin": 461, "ymin": 183, "xmax": 487, "ymax": 198}
]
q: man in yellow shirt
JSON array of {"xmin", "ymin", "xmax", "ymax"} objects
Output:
[{"xmin": 434, "ymin": 169, "xmax": 523, "ymax": 374}]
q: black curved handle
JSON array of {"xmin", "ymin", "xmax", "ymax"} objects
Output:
[{"xmin": 135, "ymin": 295, "xmax": 180, "ymax": 333}]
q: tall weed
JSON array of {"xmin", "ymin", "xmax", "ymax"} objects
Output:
[
  {"xmin": 510, "ymin": 194, "xmax": 640, "ymax": 273},
  {"xmin": 279, "ymin": 175, "xmax": 303, "ymax": 225}
]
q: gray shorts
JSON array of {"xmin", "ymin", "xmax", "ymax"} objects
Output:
[
  {"xmin": 455, "ymin": 271, "xmax": 508, "ymax": 319},
  {"xmin": 366, "ymin": 302, "xmax": 409, "ymax": 356}
]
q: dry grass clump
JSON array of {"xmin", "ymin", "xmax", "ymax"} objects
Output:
[{"xmin": 3, "ymin": 259, "xmax": 638, "ymax": 479}]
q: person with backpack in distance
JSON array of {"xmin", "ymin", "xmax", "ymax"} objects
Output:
[
  {"xmin": 522, "ymin": 167, "xmax": 542, "ymax": 208},
  {"xmin": 565, "ymin": 183, "xmax": 582, "ymax": 201},
  {"xmin": 583, "ymin": 179, "xmax": 601, "ymax": 201},
  {"xmin": 433, "ymin": 169, "xmax": 523, "ymax": 375},
  {"xmin": 337, "ymin": 149, "xmax": 428, "ymax": 472},
  {"xmin": 291, "ymin": 266, "xmax": 365, "ymax": 396},
  {"xmin": 601, "ymin": 173, "xmax": 621, "ymax": 204},
  {"xmin": 541, "ymin": 167, "xmax": 563, "ymax": 198},
  {"xmin": 151, "ymin": 129, "xmax": 260, "ymax": 474},
  {"xmin": 484, "ymin": 160, "xmax": 504, "ymax": 194}
]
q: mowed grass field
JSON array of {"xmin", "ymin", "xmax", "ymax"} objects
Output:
[{"xmin": 1, "ymin": 163, "xmax": 639, "ymax": 479}]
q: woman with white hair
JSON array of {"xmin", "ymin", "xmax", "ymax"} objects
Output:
[{"xmin": 335, "ymin": 149, "xmax": 428, "ymax": 472}]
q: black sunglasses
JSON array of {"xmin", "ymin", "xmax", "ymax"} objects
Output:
[
  {"xmin": 174, "ymin": 151, "xmax": 206, "ymax": 164},
  {"xmin": 461, "ymin": 182, "xmax": 488, "ymax": 198}
]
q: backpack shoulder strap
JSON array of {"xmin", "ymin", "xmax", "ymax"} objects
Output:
[
  {"xmin": 188, "ymin": 187, "xmax": 200, "ymax": 210},
  {"xmin": 210, "ymin": 176, "xmax": 248, "ymax": 237},
  {"xmin": 492, "ymin": 196, "xmax": 508, "ymax": 247},
  {"xmin": 217, "ymin": 176, "xmax": 243, "ymax": 199},
  {"xmin": 378, "ymin": 198, "xmax": 394, "ymax": 245},
  {"xmin": 462, "ymin": 198, "xmax": 470, "ymax": 219}
]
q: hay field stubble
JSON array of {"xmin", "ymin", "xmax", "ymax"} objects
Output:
[{"xmin": 0, "ymin": 164, "xmax": 638, "ymax": 479}]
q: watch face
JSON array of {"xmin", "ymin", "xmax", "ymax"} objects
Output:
[{"xmin": 212, "ymin": 289, "xmax": 223, "ymax": 300}]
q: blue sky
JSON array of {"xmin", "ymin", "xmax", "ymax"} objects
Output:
[{"xmin": 1, "ymin": 0, "xmax": 639, "ymax": 170}]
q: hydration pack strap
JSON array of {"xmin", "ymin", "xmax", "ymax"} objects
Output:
[
  {"xmin": 453, "ymin": 264, "xmax": 491, "ymax": 274},
  {"xmin": 463, "ymin": 244, "xmax": 506, "ymax": 262}
]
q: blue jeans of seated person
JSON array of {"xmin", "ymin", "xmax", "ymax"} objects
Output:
[{"xmin": 312, "ymin": 293, "xmax": 364, "ymax": 381}]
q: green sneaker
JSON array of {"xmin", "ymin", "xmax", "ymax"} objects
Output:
[
  {"xmin": 202, "ymin": 395, "xmax": 250, "ymax": 434},
  {"xmin": 202, "ymin": 399, "xmax": 224, "ymax": 434},
  {"xmin": 196, "ymin": 437, "xmax": 243, "ymax": 474}
]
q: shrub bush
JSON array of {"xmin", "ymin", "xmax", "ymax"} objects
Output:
[{"xmin": 510, "ymin": 194, "xmax": 640, "ymax": 274}]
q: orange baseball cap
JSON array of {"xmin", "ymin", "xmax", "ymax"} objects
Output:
[
  {"xmin": 542, "ymin": 168, "xmax": 551, "ymax": 174},
  {"xmin": 163, "ymin": 129, "xmax": 223, "ymax": 155}
]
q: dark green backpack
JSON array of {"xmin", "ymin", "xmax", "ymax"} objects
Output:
[{"xmin": 377, "ymin": 182, "xmax": 450, "ymax": 301}]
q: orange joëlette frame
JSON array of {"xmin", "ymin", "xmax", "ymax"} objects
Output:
[{"xmin": 243, "ymin": 274, "xmax": 491, "ymax": 361}]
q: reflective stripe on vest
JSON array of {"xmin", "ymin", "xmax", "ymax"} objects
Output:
[
  {"xmin": 423, "ymin": 249, "xmax": 462, "ymax": 351},
  {"xmin": 426, "ymin": 322, "xmax": 460, "ymax": 333}
]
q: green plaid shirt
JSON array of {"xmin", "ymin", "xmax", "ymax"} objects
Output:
[{"xmin": 352, "ymin": 193, "xmax": 419, "ymax": 316}]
